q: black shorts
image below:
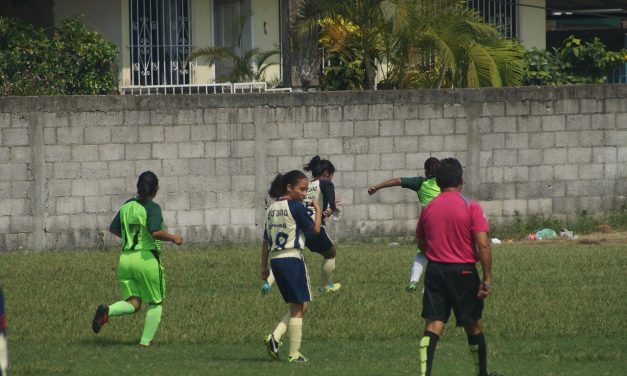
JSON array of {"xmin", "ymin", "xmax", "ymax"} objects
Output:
[
  {"xmin": 304, "ymin": 226, "xmax": 334, "ymax": 254},
  {"xmin": 421, "ymin": 262, "xmax": 484, "ymax": 326}
]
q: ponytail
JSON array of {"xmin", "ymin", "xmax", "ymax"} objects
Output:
[
  {"xmin": 268, "ymin": 170, "xmax": 308, "ymax": 199},
  {"xmin": 304, "ymin": 155, "xmax": 335, "ymax": 178},
  {"xmin": 137, "ymin": 171, "xmax": 159, "ymax": 200}
]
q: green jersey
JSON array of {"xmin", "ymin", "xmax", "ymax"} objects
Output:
[
  {"xmin": 110, "ymin": 198, "xmax": 164, "ymax": 253},
  {"xmin": 400, "ymin": 176, "xmax": 441, "ymax": 207}
]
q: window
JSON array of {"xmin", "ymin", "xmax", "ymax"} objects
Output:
[
  {"xmin": 466, "ymin": 0, "xmax": 517, "ymax": 39},
  {"xmin": 129, "ymin": 0, "xmax": 193, "ymax": 86},
  {"xmin": 213, "ymin": 0, "xmax": 252, "ymax": 81}
]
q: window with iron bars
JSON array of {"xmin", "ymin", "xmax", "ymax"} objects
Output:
[
  {"xmin": 129, "ymin": 0, "xmax": 195, "ymax": 86},
  {"xmin": 466, "ymin": 0, "xmax": 517, "ymax": 39}
]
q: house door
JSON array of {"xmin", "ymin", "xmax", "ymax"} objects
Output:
[{"xmin": 129, "ymin": 0, "xmax": 193, "ymax": 86}]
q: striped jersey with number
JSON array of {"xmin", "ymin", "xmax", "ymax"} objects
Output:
[
  {"xmin": 303, "ymin": 179, "xmax": 336, "ymax": 222},
  {"xmin": 110, "ymin": 198, "xmax": 164, "ymax": 253},
  {"xmin": 264, "ymin": 199, "xmax": 314, "ymax": 254}
]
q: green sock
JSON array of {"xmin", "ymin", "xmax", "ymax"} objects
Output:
[
  {"xmin": 108, "ymin": 301, "xmax": 135, "ymax": 317},
  {"xmin": 140, "ymin": 304, "xmax": 163, "ymax": 346}
]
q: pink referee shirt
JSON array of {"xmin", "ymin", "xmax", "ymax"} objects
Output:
[{"xmin": 416, "ymin": 191, "xmax": 490, "ymax": 264}]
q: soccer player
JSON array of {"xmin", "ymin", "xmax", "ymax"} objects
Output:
[
  {"xmin": 262, "ymin": 156, "xmax": 341, "ymax": 294},
  {"xmin": 415, "ymin": 158, "xmax": 495, "ymax": 376},
  {"xmin": 261, "ymin": 170, "xmax": 322, "ymax": 363},
  {"xmin": 0, "ymin": 287, "xmax": 8, "ymax": 376},
  {"xmin": 91, "ymin": 171, "xmax": 183, "ymax": 347},
  {"xmin": 368, "ymin": 157, "xmax": 440, "ymax": 291}
]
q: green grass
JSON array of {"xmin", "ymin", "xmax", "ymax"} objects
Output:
[{"xmin": 1, "ymin": 241, "xmax": 626, "ymax": 375}]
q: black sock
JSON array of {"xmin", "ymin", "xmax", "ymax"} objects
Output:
[
  {"xmin": 467, "ymin": 332, "xmax": 488, "ymax": 376},
  {"xmin": 420, "ymin": 330, "xmax": 440, "ymax": 376}
]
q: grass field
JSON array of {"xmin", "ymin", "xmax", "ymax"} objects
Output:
[{"xmin": 1, "ymin": 238, "xmax": 626, "ymax": 375}]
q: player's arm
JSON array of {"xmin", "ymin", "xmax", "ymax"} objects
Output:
[
  {"xmin": 152, "ymin": 230, "xmax": 183, "ymax": 245},
  {"xmin": 109, "ymin": 211, "xmax": 122, "ymax": 238},
  {"xmin": 310, "ymin": 199, "xmax": 322, "ymax": 234},
  {"xmin": 260, "ymin": 239, "xmax": 270, "ymax": 280},
  {"xmin": 368, "ymin": 178, "xmax": 401, "ymax": 195},
  {"xmin": 475, "ymin": 232, "xmax": 492, "ymax": 299},
  {"xmin": 321, "ymin": 182, "xmax": 337, "ymax": 217}
]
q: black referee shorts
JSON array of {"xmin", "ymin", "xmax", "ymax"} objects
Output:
[{"xmin": 421, "ymin": 261, "xmax": 484, "ymax": 326}]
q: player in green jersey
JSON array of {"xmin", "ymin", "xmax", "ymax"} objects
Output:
[
  {"xmin": 368, "ymin": 158, "xmax": 440, "ymax": 291},
  {"xmin": 91, "ymin": 171, "xmax": 183, "ymax": 347}
]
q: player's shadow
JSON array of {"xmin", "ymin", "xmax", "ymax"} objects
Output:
[{"xmin": 79, "ymin": 338, "xmax": 138, "ymax": 347}]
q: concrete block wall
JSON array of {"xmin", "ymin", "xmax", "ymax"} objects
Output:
[{"xmin": 0, "ymin": 84, "xmax": 625, "ymax": 251}]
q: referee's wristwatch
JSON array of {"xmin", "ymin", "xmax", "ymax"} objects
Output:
[{"xmin": 482, "ymin": 282, "xmax": 491, "ymax": 290}]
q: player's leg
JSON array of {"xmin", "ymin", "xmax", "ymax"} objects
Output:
[
  {"xmin": 320, "ymin": 244, "xmax": 340, "ymax": 292},
  {"xmin": 0, "ymin": 287, "xmax": 8, "ymax": 376},
  {"xmin": 139, "ymin": 303, "xmax": 162, "ymax": 347},
  {"xmin": 288, "ymin": 302, "xmax": 308, "ymax": 362},
  {"xmin": 137, "ymin": 251, "xmax": 165, "ymax": 347},
  {"xmin": 464, "ymin": 321, "xmax": 488, "ymax": 376},
  {"xmin": 408, "ymin": 251, "xmax": 427, "ymax": 291},
  {"xmin": 261, "ymin": 270, "xmax": 275, "ymax": 295}
]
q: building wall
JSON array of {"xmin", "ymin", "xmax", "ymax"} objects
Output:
[
  {"xmin": 251, "ymin": 0, "xmax": 281, "ymax": 83},
  {"xmin": 518, "ymin": 0, "xmax": 546, "ymax": 49},
  {"xmin": 0, "ymin": 85, "xmax": 625, "ymax": 251}
]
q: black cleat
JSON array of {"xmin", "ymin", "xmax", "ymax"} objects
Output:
[{"xmin": 92, "ymin": 305, "xmax": 109, "ymax": 334}]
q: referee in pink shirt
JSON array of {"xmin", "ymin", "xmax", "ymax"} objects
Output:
[{"xmin": 416, "ymin": 158, "xmax": 495, "ymax": 376}]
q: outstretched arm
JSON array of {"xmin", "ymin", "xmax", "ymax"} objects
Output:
[{"xmin": 368, "ymin": 178, "xmax": 402, "ymax": 195}]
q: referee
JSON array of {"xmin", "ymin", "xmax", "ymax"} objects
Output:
[{"xmin": 416, "ymin": 158, "xmax": 495, "ymax": 376}]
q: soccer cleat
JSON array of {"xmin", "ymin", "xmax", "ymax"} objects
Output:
[
  {"xmin": 261, "ymin": 282, "xmax": 272, "ymax": 295},
  {"xmin": 264, "ymin": 334, "xmax": 280, "ymax": 360},
  {"xmin": 406, "ymin": 282, "xmax": 418, "ymax": 292},
  {"xmin": 288, "ymin": 353, "xmax": 308, "ymax": 363},
  {"xmin": 92, "ymin": 304, "xmax": 109, "ymax": 334},
  {"xmin": 319, "ymin": 283, "xmax": 341, "ymax": 293}
]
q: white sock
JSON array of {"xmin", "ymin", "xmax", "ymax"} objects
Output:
[
  {"xmin": 266, "ymin": 270, "xmax": 275, "ymax": 286},
  {"xmin": 272, "ymin": 311, "xmax": 290, "ymax": 341},
  {"xmin": 320, "ymin": 258, "xmax": 336, "ymax": 288},
  {"xmin": 410, "ymin": 252, "xmax": 427, "ymax": 283}
]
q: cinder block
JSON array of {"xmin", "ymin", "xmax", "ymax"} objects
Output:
[
  {"xmin": 150, "ymin": 110, "xmax": 174, "ymax": 125},
  {"xmin": 604, "ymin": 130, "xmax": 627, "ymax": 147},
  {"xmin": 406, "ymin": 153, "xmax": 431, "ymax": 169},
  {"xmin": 138, "ymin": 126, "xmax": 164, "ymax": 142},
  {"xmin": 158, "ymin": 176, "xmax": 179, "ymax": 193},
  {"xmin": 605, "ymin": 98, "xmax": 627, "ymax": 112},
  {"xmin": 190, "ymin": 124, "xmax": 217, "ymax": 141},
  {"xmin": 343, "ymin": 138, "xmax": 369, "ymax": 154},
  {"xmin": 354, "ymin": 120, "xmax": 379, "ymax": 136},
  {"xmin": 53, "ymin": 162, "xmax": 81, "ymax": 178},
  {"xmin": 443, "ymin": 103, "xmax": 465, "ymax": 118},
  {"xmin": 529, "ymin": 132, "xmax": 555, "ymax": 148},
  {"xmin": 0, "ymin": 182, "xmax": 9, "ymax": 198},
  {"xmin": 189, "ymin": 192, "xmax": 217, "ymax": 209},
  {"xmin": 72, "ymin": 145, "xmax": 99, "ymax": 161},
  {"xmin": 330, "ymin": 155, "xmax": 355, "ymax": 171},
  {"xmin": 478, "ymin": 200, "xmax": 502, "ymax": 217},
  {"xmin": 178, "ymin": 142, "xmax": 205, "ymax": 159},
  {"xmin": 380, "ymin": 153, "xmax": 405, "ymax": 170},
  {"xmin": 481, "ymin": 134, "xmax": 505, "ymax": 149},
  {"xmin": 57, "ymin": 127, "xmax": 84, "ymax": 144},
  {"xmin": 275, "ymin": 122, "xmax": 303, "ymax": 139},
  {"xmin": 394, "ymin": 104, "xmax": 418, "ymax": 119},
  {"xmin": 592, "ymin": 147, "xmax": 617, "ymax": 163},
  {"xmin": 178, "ymin": 210, "xmax": 204, "ymax": 226},
  {"xmin": 567, "ymin": 148, "xmax": 592, "ymax": 163},
  {"xmin": 480, "ymin": 151, "xmax": 492, "ymax": 167},
  {"xmin": 343, "ymin": 105, "xmax": 369, "ymax": 121},
  {"xmin": 355, "ymin": 154, "xmax": 380, "ymax": 170},
  {"xmin": 553, "ymin": 131, "xmax": 580, "ymax": 147},
  {"xmin": 72, "ymin": 180, "xmax": 99, "ymax": 196},
  {"xmin": 231, "ymin": 175, "xmax": 254, "ymax": 191},
  {"xmin": 2, "ymin": 128, "xmax": 29, "ymax": 146},
  {"xmin": 580, "ymin": 99, "xmax": 603, "ymax": 113},
  {"xmin": 8, "ymin": 215, "xmax": 32, "ymax": 232},
  {"xmin": 342, "ymin": 171, "xmax": 368, "ymax": 187},
  {"xmin": 177, "ymin": 109, "xmax": 204, "ymax": 125},
  {"xmin": 565, "ymin": 114, "xmax": 591, "ymax": 130},
  {"xmin": 9, "ymin": 147, "xmax": 30, "ymax": 163},
  {"xmin": 44, "ymin": 145, "xmax": 70, "ymax": 162},
  {"xmin": 303, "ymin": 122, "xmax": 329, "ymax": 138},
  {"xmin": 368, "ymin": 204, "xmax": 394, "ymax": 220},
  {"xmin": 368, "ymin": 104, "xmax": 394, "ymax": 120},
  {"xmin": 604, "ymin": 164, "xmax": 617, "ymax": 179},
  {"xmin": 554, "ymin": 99, "xmax": 580, "ymax": 114},
  {"xmin": 165, "ymin": 125, "xmax": 191, "ymax": 142},
  {"xmin": 136, "ymin": 159, "xmax": 163, "ymax": 176},
  {"xmin": 84, "ymin": 196, "xmax": 111, "ymax": 213},
  {"xmin": 527, "ymin": 198, "xmax": 552, "ymax": 215},
  {"xmin": 543, "ymin": 148, "xmax": 568, "ymax": 165},
  {"xmin": 368, "ymin": 137, "xmax": 394, "ymax": 154},
  {"xmin": 502, "ymin": 199, "xmax": 528, "ymax": 215},
  {"xmin": 405, "ymin": 119, "xmax": 430, "ymax": 135},
  {"xmin": 124, "ymin": 110, "xmax": 151, "ymax": 125},
  {"xmin": 163, "ymin": 159, "xmax": 190, "ymax": 176},
  {"xmin": 205, "ymin": 208, "xmax": 230, "ymax": 225},
  {"xmin": 84, "ymin": 127, "xmax": 111, "ymax": 144},
  {"xmin": 590, "ymin": 113, "xmax": 615, "ymax": 130},
  {"xmin": 56, "ymin": 197, "xmax": 83, "ymax": 214},
  {"xmin": 44, "ymin": 215, "xmax": 70, "ymax": 232},
  {"xmin": 10, "ymin": 113, "xmax": 29, "ymax": 128},
  {"xmin": 152, "ymin": 143, "xmax": 178, "ymax": 160},
  {"xmin": 267, "ymin": 140, "xmax": 292, "ymax": 156},
  {"xmin": 578, "ymin": 164, "xmax": 604, "ymax": 179},
  {"xmin": 396, "ymin": 136, "xmax": 421, "ymax": 152},
  {"xmin": 107, "ymin": 160, "xmax": 135, "ymax": 178},
  {"xmin": 455, "ymin": 118, "xmax": 468, "ymax": 134},
  {"xmin": 99, "ymin": 178, "xmax": 126, "ymax": 195},
  {"xmin": 578, "ymin": 130, "xmax": 604, "ymax": 147},
  {"xmin": 430, "ymin": 118, "xmax": 455, "ymax": 135},
  {"xmin": 503, "ymin": 166, "xmax": 529, "ymax": 183},
  {"xmin": 517, "ymin": 116, "xmax": 542, "ymax": 132},
  {"xmin": 99, "ymin": 144, "xmax": 125, "ymax": 161},
  {"xmin": 529, "ymin": 165, "xmax": 553, "ymax": 181},
  {"xmin": 482, "ymin": 167, "xmax": 503, "ymax": 183},
  {"xmin": 618, "ymin": 147, "xmax": 627, "ymax": 162},
  {"xmin": 493, "ymin": 149, "xmax": 518, "ymax": 166},
  {"xmin": 542, "ymin": 115, "xmax": 566, "ymax": 131},
  {"xmin": 125, "ymin": 144, "xmax": 152, "ymax": 160},
  {"xmin": 380, "ymin": 120, "xmax": 404, "ymax": 136},
  {"xmin": 506, "ymin": 101, "xmax": 530, "ymax": 116},
  {"xmin": 418, "ymin": 104, "xmax": 441, "ymax": 119},
  {"xmin": 493, "ymin": 117, "xmax": 517, "ymax": 133},
  {"xmin": 318, "ymin": 138, "xmax": 343, "ymax": 155},
  {"xmin": 48, "ymin": 180, "xmax": 72, "ymax": 197},
  {"xmin": 69, "ymin": 214, "xmax": 99, "ymax": 229},
  {"xmin": 329, "ymin": 121, "xmax": 354, "ymax": 137},
  {"xmin": 231, "ymin": 208, "xmax": 255, "ymax": 225},
  {"xmin": 553, "ymin": 164, "xmax": 579, "ymax": 180},
  {"xmin": 530, "ymin": 101, "xmax": 554, "ymax": 116},
  {"xmin": 292, "ymin": 139, "xmax": 318, "ymax": 156},
  {"xmin": 0, "ymin": 199, "xmax": 27, "ymax": 216},
  {"xmin": 443, "ymin": 135, "xmax": 467, "ymax": 152}
]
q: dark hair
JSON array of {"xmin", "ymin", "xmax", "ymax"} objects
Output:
[
  {"xmin": 424, "ymin": 157, "xmax": 440, "ymax": 178},
  {"xmin": 137, "ymin": 171, "xmax": 159, "ymax": 200},
  {"xmin": 268, "ymin": 170, "xmax": 308, "ymax": 199},
  {"xmin": 435, "ymin": 158, "xmax": 463, "ymax": 189},
  {"xmin": 304, "ymin": 155, "xmax": 335, "ymax": 178}
]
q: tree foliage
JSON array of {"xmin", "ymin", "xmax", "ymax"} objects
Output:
[
  {"xmin": 0, "ymin": 17, "xmax": 118, "ymax": 96},
  {"xmin": 524, "ymin": 36, "xmax": 627, "ymax": 86}
]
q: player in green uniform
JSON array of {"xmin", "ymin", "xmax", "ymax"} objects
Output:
[
  {"xmin": 91, "ymin": 171, "xmax": 183, "ymax": 347},
  {"xmin": 368, "ymin": 158, "xmax": 440, "ymax": 291}
]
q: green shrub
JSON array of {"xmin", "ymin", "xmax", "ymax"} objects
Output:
[{"xmin": 0, "ymin": 17, "xmax": 118, "ymax": 96}]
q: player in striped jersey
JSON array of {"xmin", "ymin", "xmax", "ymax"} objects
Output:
[{"xmin": 261, "ymin": 170, "xmax": 322, "ymax": 363}]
